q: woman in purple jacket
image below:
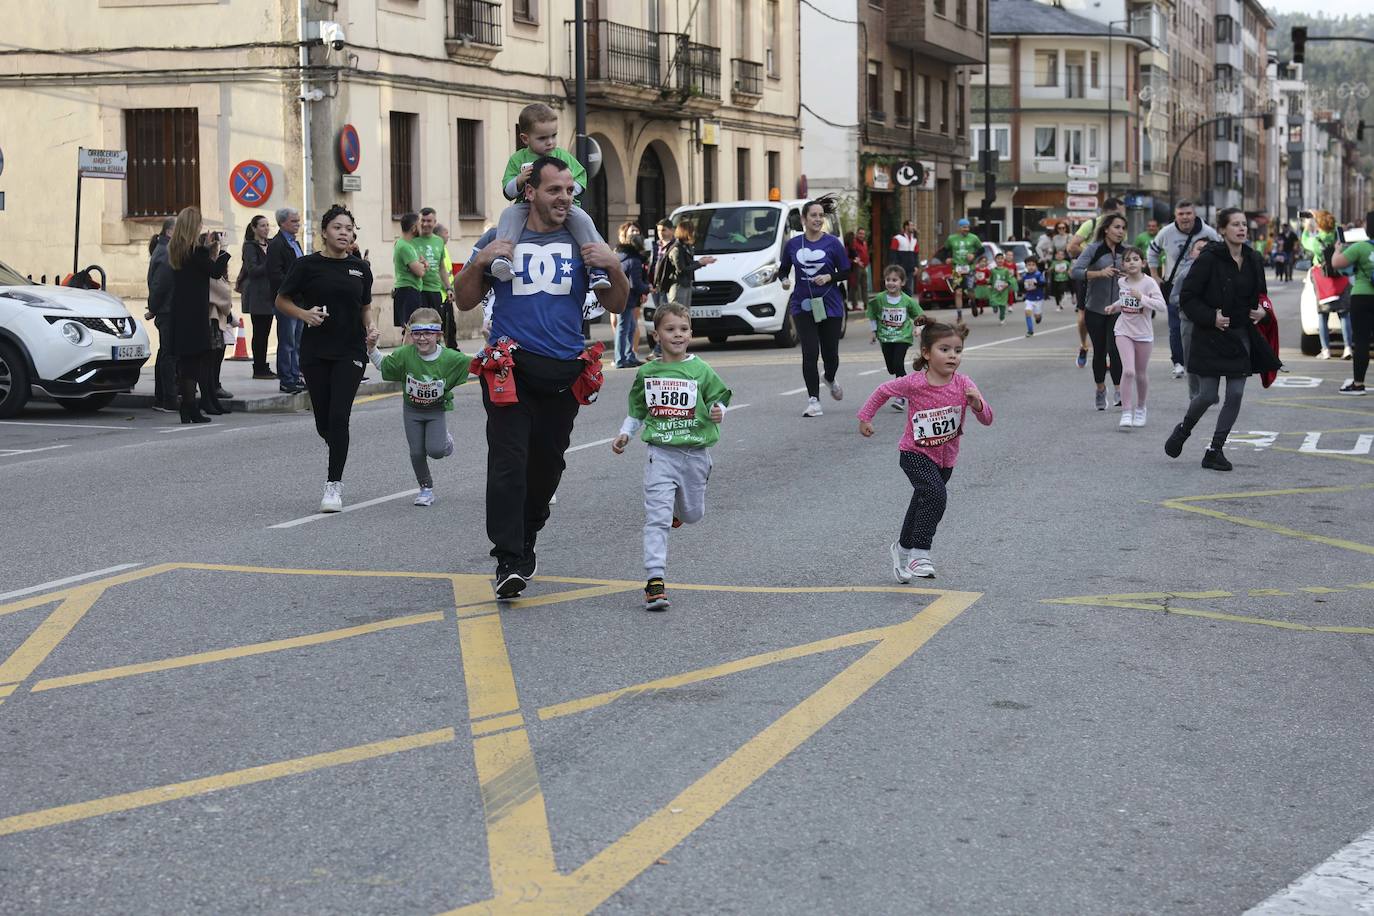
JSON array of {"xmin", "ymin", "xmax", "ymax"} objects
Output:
[{"xmin": 779, "ymin": 196, "xmax": 851, "ymax": 418}]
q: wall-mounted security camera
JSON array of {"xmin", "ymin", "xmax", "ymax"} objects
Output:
[
  {"xmin": 301, "ymin": 88, "xmax": 326, "ymax": 102},
  {"xmin": 308, "ymin": 21, "xmax": 347, "ymax": 52}
]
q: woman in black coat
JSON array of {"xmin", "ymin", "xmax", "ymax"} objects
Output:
[
  {"xmin": 240, "ymin": 215, "xmax": 276, "ymax": 379},
  {"xmin": 1165, "ymin": 207, "xmax": 1281, "ymax": 470},
  {"xmin": 168, "ymin": 207, "xmax": 231, "ymax": 424}
]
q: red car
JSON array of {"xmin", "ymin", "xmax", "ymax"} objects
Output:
[{"xmin": 914, "ymin": 242, "xmax": 1003, "ymax": 310}]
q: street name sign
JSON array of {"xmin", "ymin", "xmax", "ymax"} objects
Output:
[
  {"xmin": 78, "ymin": 148, "xmax": 127, "ymax": 180},
  {"xmin": 1067, "ymin": 195, "xmax": 1100, "ymax": 210},
  {"xmin": 1066, "ymin": 180, "xmax": 1099, "ymax": 194}
]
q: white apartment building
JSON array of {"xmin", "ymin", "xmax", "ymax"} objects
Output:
[{"xmin": 0, "ymin": 1, "xmax": 801, "ymax": 299}]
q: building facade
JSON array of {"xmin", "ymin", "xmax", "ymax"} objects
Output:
[
  {"xmin": 1210, "ymin": 0, "xmax": 1272, "ymax": 216},
  {"xmin": 801, "ymin": 0, "xmax": 974, "ymax": 272},
  {"xmin": 976, "ymin": 0, "xmax": 1149, "ymax": 239},
  {"xmin": 0, "ymin": 0, "xmax": 802, "ymax": 302},
  {"xmin": 1169, "ymin": 0, "xmax": 1213, "ymax": 208}
]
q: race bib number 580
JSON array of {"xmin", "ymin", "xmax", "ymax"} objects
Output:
[
  {"xmin": 911, "ymin": 405, "xmax": 961, "ymax": 446},
  {"xmin": 644, "ymin": 377, "xmax": 698, "ymax": 419}
]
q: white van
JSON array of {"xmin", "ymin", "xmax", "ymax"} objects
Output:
[{"xmin": 649, "ymin": 199, "xmax": 848, "ymax": 347}]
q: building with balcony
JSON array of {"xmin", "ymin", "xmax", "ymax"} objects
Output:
[
  {"xmin": 1169, "ymin": 0, "xmax": 1214, "ymax": 209},
  {"xmin": 0, "ymin": 0, "xmax": 801, "ymax": 304},
  {"xmin": 973, "ymin": 0, "xmax": 1148, "ymax": 239},
  {"xmin": 800, "ymin": 0, "xmax": 975, "ymax": 273},
  {"xmin": 1209, "ymin": 0, "xmax": 1272, "ymax": 217}
]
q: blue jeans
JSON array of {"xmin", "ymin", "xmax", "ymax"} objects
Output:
[
  {"xmin": 615, "ymin": 307, "xmax": 638, "ymax": 365},
  {"xmin": 1166, "ymin": 298, "xmax": 1184, "ymax": 366},
  {"xmin": 1317, "ymin": 310, "xmax": 1353, "ymax": 352},
  {"xmin": 276, "ymin": 313, "xmax": 303, "ymax": 383}
]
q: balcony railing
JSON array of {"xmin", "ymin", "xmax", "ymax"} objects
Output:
[
  {"xmin": 452, "ymin": 0, "xmax": 502, "ymax": 47},
  {"xmin": 732, "ymin": 57, "xmax": 762, "ymax": 96},
  {"xmin": 567, "ymin": 21, "xmax": 721, "ymax": 100}
]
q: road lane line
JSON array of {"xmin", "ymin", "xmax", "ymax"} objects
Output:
[
  {"xmin": 0, "ymin": 445, "xmax": 71, "ymax": 458},
  {"xmin": 0, "ymin": 564, "xmax": 141, "ymax": 602},
  {"xmin": 565, "ymin": 436, "xmax": 616, "ymax": 454},
  {"xmin": 963, "ymin": 321, "xmax": 1078, "ymax": 351},
  {"xmin": 1244, "ymin": 822, "xmax": 1374, "ymax": 914},
  {"xmin": 722, "ymin": 402, "xmax": 750, "ymax": 412},
  {"xmin": 859, "ymin": 368, "xmax": 884, "ymax": 376},
  {"xmin": 779, "ymin": 386, "xmax": 808, "ymax": 395},
  {"xmin": 0, "ymin": 728, "xmax": 456, "ymax": 838},
  {"xmin": 30, "ymin": 611, "xmax": 446, "ymax": 693},
  {"xmin": 0, "ymin": 587, "xmax": 104, "ymax": 692},
  {"xmin": 268, "ymin": 489, "xmax": 419, "ymax": 529},
  {"xmin": 0, "ymin": 420, "xmax": 133, "ymax": 430}
]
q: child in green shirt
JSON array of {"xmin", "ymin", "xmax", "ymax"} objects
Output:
[
  {"xmin": 989, "ymin": 252, "xmax": 1018, "ymax": 325},
  {"xmin": 612, "ymin": 303, "xmax": 732, "ymax": 612},
  {"xmin": 865, "ymin": 265, "xmax": 926, "ymax": 399},
  {"xmin": 971, "ymin": 254, "xmax": 992, "ymax": 316},
  {"xmin": 1050, "ymin": 253, "xmax": 1072, "ymax": 310},
  {"xmin": 365, "ymin": 307, "xmax": 472, "ymax": 507},
  {"xmin": 489, "ymin": 102, "xmax": 611, "ymax": 290}
]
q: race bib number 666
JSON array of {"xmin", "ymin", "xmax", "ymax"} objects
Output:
[{"xmin": 911, "ymin": 405, "xmax": 962, "ymax": 446}]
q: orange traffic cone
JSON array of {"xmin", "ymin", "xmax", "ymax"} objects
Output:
[{"xmin": 229, "ymin": 317, "xmax": 251, "ymax": 361}]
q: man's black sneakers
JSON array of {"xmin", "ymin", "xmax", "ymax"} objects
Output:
[
  {"xmin": 494, "ymin": 564, "xmax": 527, "ymax": 600},
  {"xmin": 516, "ymin": 548, "xmax": 537, "ymax": 582}
]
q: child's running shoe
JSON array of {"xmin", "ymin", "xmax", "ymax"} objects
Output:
[
  {"xmin": 414, "ymin": 487, "xmax": 435, "ymax": 507},
  {"xmin": 644, "ymin": 578, "xmax": 670, "ymax": 612},
  {"xmin": 490, "ymin": 256, "xmax": 516, "ymax": 283},
  {"xmin": 443, "ymin": 432, "xmax": 455, "ymax": 457},
  {"xmin": 890, "ymin": 543, "xmax": 912, "ymax": 583},
  {"xmin": 588, "ymin": 268, "xmax": 612, "ymax": 290},
  {"xmin": 891, "ymin": 397, "xmax": 906, "ymax": 412},
  {"xmin": 906, "ymin": 556, "xmax": 936, "ymax": 579},
  {"xmin": 1076, "ymin": 347, "xmax": 1088, "ymax": 368},
  {"xmin": 672, "ymin": 516, "xmax": 683, "ymax": 529},
  {"xmin": 1118, "ymin": 413, "xmax": 1132, "ymax": 431}
]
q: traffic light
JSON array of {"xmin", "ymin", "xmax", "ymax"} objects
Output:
[{"xmin": 1292, "ymin": 26, "xmax": 1307, "ymax": 64}]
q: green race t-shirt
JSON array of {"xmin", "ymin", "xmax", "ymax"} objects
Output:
[
  {"xmin": 1051, "ymin": 258, "xmax": 1071, "ymax": 281},
  {"xmin": 946, "ymin": 232, "xmax": 983, "ymax": 270},
  {"xmin": 865, "ymin": 292, "xmax": 924, "ymax": 344},
  {"xmin": 377, "ymin": 345, "xmax": 471, "ymax": 411},
  {"xmin": 1133, "ymin": 231, "xmax": 1154, "ymax": 253},
  {"xmin": 988, "ymin": 266, "xmax": 1018, "ymax": 306},
  {"xmin": 392, "ymin": 238, "xmax": 422, "ymax": 291},
  {"xmin": 412, "ymin": 234, "xmax": 448, "ymax": 294},
  {"xmin": 503, "ymin": 147, "xmax": 589, "ymax": 201},
  {"xmin": 628, "ymin": 355, "xmax": 732, "ymax": 448},
  {"xmin": 1341, "ymin": 239, "xmax": 1374, "ymax": 296}
]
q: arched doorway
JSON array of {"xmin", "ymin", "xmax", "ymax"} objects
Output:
[{"xmin": 636, "ymin": 145, "xmax": 667, "ymax": 232}]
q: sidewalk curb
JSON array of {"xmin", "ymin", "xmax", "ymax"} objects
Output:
[{"xmin": 36, "ymin": 380, "xmax": 403, "ymax": 413}]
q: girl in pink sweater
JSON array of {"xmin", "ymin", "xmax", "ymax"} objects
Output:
[
  {"xmin": 1105, "ymin": 247, "xmax": 1166, "ymax": 430},
  {"xmin": 857, "ymin": 322, "xmax": 994, "ymax": 581}
]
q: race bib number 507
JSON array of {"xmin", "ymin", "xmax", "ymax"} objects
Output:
[
  {"xmin": 911, "ymin": 405, "xmax": 962, "ymax": 446},
  {"xmin": 644, "ymin": 377, "xmax": 699, "ymax": 419}
]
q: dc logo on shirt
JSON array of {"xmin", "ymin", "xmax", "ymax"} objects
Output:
[{"xmin": 512, "ymin": 242, "xmax": 575, "ymax": 297}]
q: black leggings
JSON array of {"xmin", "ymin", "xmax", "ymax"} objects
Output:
[
  {"xmin": 795, "ymin": 309, "xmax": 842, "ymax": 397},
  {"xmin": 1084, "ymin": 310, "xmax": 1122, "ymax": 386},
  {"xmin": 1184, "ymin": 375, "xmax": 1247, "ymax": 448},
  {"xmin": 302, "ymin": 358, "xmax": 365, "ymax": 481},
  {"xmin": 899, "ymin": 451, "xmax": 954, "ymax": 551},
  {"xmin": 250, "ymin": 313, "xmax": 274, "ymax": 372},
  {"xmin": 1350, "ymin": 294, "xmax": 1373, "ymax": 384},
  {"xmin": 880, "ymin": 341, "xmax": 910, "ymax": 377}
]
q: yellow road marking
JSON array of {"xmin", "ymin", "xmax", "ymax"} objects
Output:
[
  {"xmin": 470, "ymin": 713, "xmax": 524, "ymax": 737},
  {"xmin": 353, "ymin": 391, "xmax": 402, "ymax": 405},
  {"xmin": 538, "ymin": 623, "xmax": 899, "ymax": 721},
  {"xmin": 1162, "ymin": 498, "xmax": 1374, "ymax": 557},
  {"xmin": 29, "ymin": 611, "xmax": 445, "ymax": 694},
  {"xmin": 443, "ymin": 590, "xmax": 980, "ymax": 914},
  {"xmin": 0, "ymin": 587, "xmax": 104, "ymax": 691},
  {"xmin": 470, "ymin": 727, "xmax": 560, "ymax": 895},
  {"xmin": 0, "ymin": 728, "xmax": 456, "ymax": 838},
  {"xmin": 1042, "ymin": 590, "xmax": 1234, "ymax": 611},
  {"xmin": 1048, "ymin": 598, "xmax": 1374, "ymax": 636},
  {"xmin": 457, "ymin": 584, "xmax": 643, "ymax": 619},
  {"xmin": 0, "ymin": 563, "xmax": 176, "ymax": 618}
]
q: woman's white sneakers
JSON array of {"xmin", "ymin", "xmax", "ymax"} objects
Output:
[
  {"xmin": 826, "ymin": 378, "xmax": 844, "ymax": 401},
  {"xmin": 803, "ymin": 397, "xmax": 823, "ymax": 417},
  {"xmin": 320, "ymin": 481, "xmax": 343, "ymax": 513}
]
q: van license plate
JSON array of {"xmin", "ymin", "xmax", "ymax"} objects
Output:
[
  {"xmin": 113, "ymin": 344, "xmax": 150, "ymax": 360},
  {"xmin": 690, "ymin": 307, "xmax": 722, "ymax": 319}
]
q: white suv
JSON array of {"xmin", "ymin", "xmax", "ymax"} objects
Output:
[
  {"xmin": 0, "ymin": 259, "xmax": 151, "ymax": 416},
  {"xmin": 652, "ymin": 200, "xmax": 847, "ymax": 347}
]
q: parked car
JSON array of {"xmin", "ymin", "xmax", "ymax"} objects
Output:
[
  {"xmin": 0, "ymin": 259, "xmax": 150, "ymax": 417},
  {"xmin": 648, "ymin": 199, "xmax": 847, "ymax": 347},
  {"xmin": 914, "ymin": 241, "xmax": 1004, "ymax": 310},
  {"xmin": 1298, "ymin": 227, "xmax": 1366, "ymax": 356}
]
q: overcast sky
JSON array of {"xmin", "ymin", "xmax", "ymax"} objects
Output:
[{"xmin": 1263, "ymin": 0, "xmax": 1369, "ymax": 17}]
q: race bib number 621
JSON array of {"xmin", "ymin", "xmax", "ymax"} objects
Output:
[{"xmin": 911, "ymin": 405, "xmax": 962, "ymax": 446}]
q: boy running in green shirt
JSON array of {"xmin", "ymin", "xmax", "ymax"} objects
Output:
[
  {"xmin": 1050, "ymin": 252, "xmax": 1072, "ymax": 310},
  {"xmin": 612, "ymin": 303, "xmax": 732, "ymax": 612},
  {"xmin": 365, "ymin": 308, "xmax": 472, "ymax": 507},
  {"xmin": 989, "ymin": 251, "xmax": 1018, "ymax": 325},
  {"xmin": 489, "ymin": 102, "xmax": 611, "ymax": 290},
  {"xmin": 865, "ymin": 265, "xmax": 925, "ymax": 405}
]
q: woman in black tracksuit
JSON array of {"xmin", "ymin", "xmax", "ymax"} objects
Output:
[
  {"xmin": 1070, "ymin": 212, "xmax": 1126, "ymax": 410},
  {"xmin": 1164, "ymin": 207, "xmax": 1281, "ymax": 471}
]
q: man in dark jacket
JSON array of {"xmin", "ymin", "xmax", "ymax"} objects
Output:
[
  {"xmin": 145, "ymin": 217, "xmax": 177, "ymax": 411},
  {"xmin": 267, "ymin": 207, "xmax": 305, "ymax": 392}
]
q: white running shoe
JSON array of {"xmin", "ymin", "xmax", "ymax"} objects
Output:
[
  {"xmin": 890, "ymin": 543, "xmax": 912, "ymax": 583},
  {"xmin": 1172, "ymin": 362, "xmax": 1186, "ymax": 378},
  {"xmin": 414, "ymin": 487, "xmax": 435, "ymax": 507},
  {"xmin": 490, "ymin": 256, "xmax": 515, "ymax": 283},
  {"xmin": 549, "ymin": 492, "xmax": 558, "ymax": 506},
  {"xmin": 1118, "ymin": 412, "xmax": 1133, "ymax": 431},
  {"xmin": 1343, "ymin": 347, "xmax": 1354, "ymax": 360},
  {"xmin": 443, "ymin": 432, "xmax": 454, "ymax": 458},
  {"xmin": 826, "ymin": 378, "xmax": 844, "ymax": 401},
  {"xmin": 320, "ymin": 481, "xmax": 343, "ymax": 513},
  {"xmin": 1317, "ymin": 348, "xmax": 1331, "ymax": 360},
  {"xmin": 906, "ymin": 556, "xmax": 936, "ymax": 579},
  {"xmin": 803, "ymin": 397, "xmax": 823, "ymax": 417},
  {"xmin": 1133, "ymin": 406, "xmax": 1147, "ymax": 427}
]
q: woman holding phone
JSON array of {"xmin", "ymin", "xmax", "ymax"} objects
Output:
[
  {"xmin": 167, "ymin": 208, "xmax": 231, "ymax": 424},
  {"xmin": 1070, "ymin": 212, "xmax": 1128, "ymax": 411},
  {"xmin": 275, "ymin": 205, "xmax": 375, "ymax": 512}
]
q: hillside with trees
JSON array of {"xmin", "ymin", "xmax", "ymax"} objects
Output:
[{"xmin": 1271, "ymin": 11, "xmax": 1374, "ymax": 166}]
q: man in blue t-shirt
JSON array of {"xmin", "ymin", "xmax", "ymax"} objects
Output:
[{"xmin": 456, "ymin": 156, "xmax": 629, "ymax": 599}]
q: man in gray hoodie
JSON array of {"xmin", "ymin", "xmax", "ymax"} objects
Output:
[{"xmin": 1147, "ymin": 200, "xmax": 1218, "ymax": 389}]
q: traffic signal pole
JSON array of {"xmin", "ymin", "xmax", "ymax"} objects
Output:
[{"xmin": 980, "ymin": 0, "xmax": 994, "ymax": 231}]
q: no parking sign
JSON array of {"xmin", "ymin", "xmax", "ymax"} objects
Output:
[
  {"xmin": 338, "ymin": 125, "xmax": 361, "ymax": 174},
  {"xmin": 228, "ymin": 160, "xmax": 273, "ymax": 207}
]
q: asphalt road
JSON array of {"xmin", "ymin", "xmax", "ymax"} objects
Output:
[{"xmin": 1, "ymin": 279, "xmax": 1372, "ymax": 915}]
